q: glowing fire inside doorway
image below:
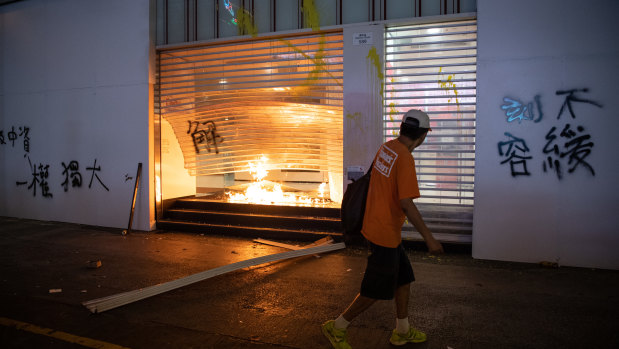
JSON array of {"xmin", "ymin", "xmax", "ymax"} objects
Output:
[{"xmin": 225, "ymin": 155, "xmax": 333, "ymax": 207}]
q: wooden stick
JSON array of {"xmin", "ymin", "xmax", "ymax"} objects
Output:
[
  {"xmin": 123, "ymin": 163, "xmax": 142, "ymax": 236},
  {"xmin": 83, "ymin": 242, "xmax": 345, "ymax": 313}
]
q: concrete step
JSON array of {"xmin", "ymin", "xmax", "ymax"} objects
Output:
[
  {"xmin": 165, "ymin": 208, "xmax": 342, "ymax": 232},
  {"xmin": 171, "ymin": 198, "xmax": 341, "ymax": 218},
  {"xmin": 157, "ymin": 219, "xmax": 341, "ymax": 242},
  {"xmin": 158, "ymin": 197, "xmax": 344, "ymax": 241}
]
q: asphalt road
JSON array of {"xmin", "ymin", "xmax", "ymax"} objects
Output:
[{"xmin": 1, "ymin": 217, "xmax": 618, "ymax": 349}]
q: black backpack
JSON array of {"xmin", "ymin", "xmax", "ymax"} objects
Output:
[{"xmin": 340, "ymin": 163, "xmax": 373, "ymax": 243}]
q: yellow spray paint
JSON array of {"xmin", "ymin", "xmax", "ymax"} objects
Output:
[
  {"xmin": 366, "ymin": 46, "xmax": 384, "ymax": 100},
  {"xmin": 236, "ymin": 6, "xmax": 258, "ymax": 37},
  {"xmin": 438, "ymin": 67, "xmax": 460, "ymax": 110},
  {"xmin": 303, "ymin": 0, "xmax": 321, "ymax": 31},
  {"xmin": 365, "ymin": 46, "xmax": 386, "ymax": 132},
  {"xmin": 387, "ymin": 78, "xmax": 399, "ymax": 135},
  {"xmin": 233, "ymin": 2, "xmax": 350, "ymax": 115},
  {"xmin": 346, "ymin": 112, "xmax": 362, "ymax": 120},
  {"xmin": 234, "ymin": 1, "xmax": 340, "ymax": 89}
]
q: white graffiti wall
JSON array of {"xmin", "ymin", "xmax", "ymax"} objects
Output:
[
  {"xmin": 0, "ymin": 0, "xmax": 155, "ymax": 231},
  {"xmin": 474, "ymin": 0, "xmax": 619, "ymax": 268}
]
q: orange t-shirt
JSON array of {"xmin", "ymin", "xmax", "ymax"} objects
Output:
[{"xmin": 361, "ymin": 138, "xmax": 420, "ymax": 248}]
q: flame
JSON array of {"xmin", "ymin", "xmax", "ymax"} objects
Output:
[
  {"xmin": 226, "ymin": 155, "xmax": 331, "ymax": 206},
  {"xmin": 248, "ymin": 155, "xmax": 269, "ymax": 181},
  {"xmin": 318, "ymin": 182, "xmax": 326, "ymax": 198}
]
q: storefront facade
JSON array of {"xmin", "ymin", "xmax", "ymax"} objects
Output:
[{"xmin": 1, "ymin": 0, "xmax": 618, "ymax": 269}]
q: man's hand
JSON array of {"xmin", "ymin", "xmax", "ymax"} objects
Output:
[
  {"xmin": 400, "ymin": 198, "xmax": 445, "ymax": 255},
  {"xmin": 426, "ymin": 236, "xmax": 444, "ymax": 255}
]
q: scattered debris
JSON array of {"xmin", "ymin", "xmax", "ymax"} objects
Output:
[
  {"xmin": 539, "ymin": 261, "xmax": 559, "ymax": 268},
  {"xmin": 87, "ymin": 260, "xmax": 102, "ymax": 269},
  {"xmin": 83, "ymin": 240, "xmax": 345, "ymax": 313}
]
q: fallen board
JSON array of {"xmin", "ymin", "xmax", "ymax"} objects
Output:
[
  {"xmin": 253, "ymin": 236, "xmax": 333, "ymax": 250},
  {"xmin": 83, "ymin": 242, "xmax": 345, "ymax": 313}
]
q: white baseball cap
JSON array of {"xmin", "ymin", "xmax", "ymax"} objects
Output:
[{"xmin": 401, "ymin": 109, "xmax": 432, "ymax": 130}]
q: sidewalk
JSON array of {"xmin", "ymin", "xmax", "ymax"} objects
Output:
[{"xmin": 1, "ymin": 216, "xmax": 618, "ymax": 349}]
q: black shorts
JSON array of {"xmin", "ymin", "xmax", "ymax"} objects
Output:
[{"xmin": 360, "ymin": 240, "xmax": 415, "ymax": 300}]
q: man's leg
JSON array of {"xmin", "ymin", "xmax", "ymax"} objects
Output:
[
  {"xmin": 389, "ymin": 246, "xmax": 427, "ymax": 346},
  {"xmin": 390, "ymin": 282, "xmax": 426, "ymax": 345},
  {"xmin": 394, "ymin": 283, "xmax": 412, "ymax": 334},
  {"xmin": 394, "ymin": 283, "xmax": 410, "ymax": 320},
  {"xmin": 342, "ymin": 293, "xmax": 377, "ymax": 321},
  {"xmin": 322, "ymin": 294, "xmax": 376, "ymax": 349}
]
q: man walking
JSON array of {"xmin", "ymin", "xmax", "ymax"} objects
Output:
[{"xmin": 322, "ymin": 109, "xmax": 444, "ymax": 348}]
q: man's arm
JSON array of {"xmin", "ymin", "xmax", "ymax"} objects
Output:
[{"xmin": 400, "ymin": 198, "xmax": 444, "ymax": 254}]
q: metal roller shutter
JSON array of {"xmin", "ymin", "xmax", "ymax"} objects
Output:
[
  {"xmin": 156, "ymin": 30, "xmax": 344, "ymax": 202},
  {"xmin": 384, "ymin": 20, "xmax": 477, "ymax": 243}
]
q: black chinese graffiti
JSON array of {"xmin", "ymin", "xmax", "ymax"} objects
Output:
[
  {"xmin": 556, "ymin": 88, "xmax": 602, "ymax": 120},
  {"xmin": 498, "ymin": 87, "xmax": 603, "ymax": 180},
  {"xmin": 498, "ymin": 132, "xmax": 532, "ymax": 177},
  {"xmin": 0, "ymin": 125, "xmax": 30, "ymax": 153},
  {"xmin": 86, "ymin": 159, "xmax": 109, "ymax": 191},
  {"xmin": 16, "ymin": 158, "xmax": 110, "ymax": 197},
  {"xmin": 187, "ymin": 120, "xmax": 224, "ymax": 154},
  {"xmin": 543, "ymin": 124, "xmax": 595, "ymax": 180},
  {"xmin": 61, "ymin": 161, "xmax": 83, "ymax": 192},
  {"xmin": 16, "ymin": 157, "xmax": 53, "ymax": 198}
]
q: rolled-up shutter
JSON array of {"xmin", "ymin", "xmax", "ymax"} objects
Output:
[{"xmin": 384, "ymin": 20, "xmax": 477, "ymax": 243}]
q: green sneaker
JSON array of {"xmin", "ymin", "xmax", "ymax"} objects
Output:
[
  {"xmin": 321, "ymin": 320, "xmax": 352, "ymax": 349},
  {"xmin": 389, "ymin": 326, "xmax": 427, "ymax": 345}
]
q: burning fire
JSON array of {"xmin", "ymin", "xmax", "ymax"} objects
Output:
[{"xmin": 226, "ymin": 155, "xmax": 331, "ymax": 206}]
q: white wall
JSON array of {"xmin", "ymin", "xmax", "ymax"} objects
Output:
[
  {"xmin": 474, "ymin": 0, "xmax": 619, "ymax": 269},
  {"xmin": 0, "ymin": 0, "xmax": 155, "ymax": 231},
  {"xmin": 343, "ymin": 24, "xmax": 385, "ymax": 186}
]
